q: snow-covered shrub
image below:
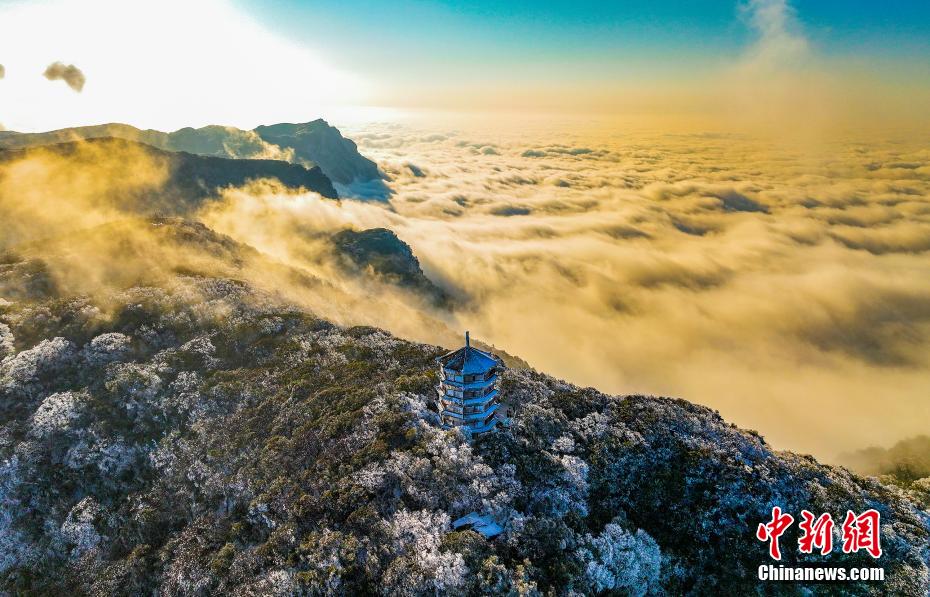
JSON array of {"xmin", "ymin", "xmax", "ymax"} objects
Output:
[
  {"xmin": 0, "ymin": 323, "xmax": 14, "ymax": 360},
  {"xmin": 910, "ymin": 477, "xmax": 930, "ymax": 508},
  {"xmin": 0, "ymin": 457, "xmax": 32, "ymax": 574},
  {"xmin": 551, "ymin": 435, "xmax": 576, "ymax": 453},
  {"xmin": 576, "ymin": 522, "xmax": 662, "ymax": 596},
  {"xmin": 1, "ymin": 337, "xmax": 75, "ymax": 390},
  {"xmin": 177, "ymin": 336, "xmax": 219, "ymax": 370},
  {"xmin": 104, "ymin": 362, "xmax": 163, "ymax": 403},
  {"xmin": 83, "ymin": 332, "xmax": 132, "ymax": 366},
  {"xmin": 560, "ymin": 455, "xmax": 589, "ymax": 494},
  {"xmin": 384, "ymin": 509, "xmax": 468, "ymax": 594},
  {"xmin": 29, "ymin": 391, "xmax": 84, "ymax": 438},
  {"xmin": 64, "ymin": 432, "xmax": 139, "ymax": 477},
  {"xmin": 60, "ymin": 497, "xmax": 104, "ymax": 559},
  {"xmin": 232, "ymin": 569, "xmax": 296, "ymax": 597}
]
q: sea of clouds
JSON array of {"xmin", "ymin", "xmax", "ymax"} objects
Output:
[
  {"xmin": 3, "ymin": 112, "xmax": 924, "ymax": 463},
  {"xmin": 329, "ymin": 115, "xmax": 930, "ymax": 460}
]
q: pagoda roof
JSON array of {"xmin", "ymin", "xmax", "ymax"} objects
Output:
[{"xmin": 438, "ymin": 345, "xmax": 502, "ymax": 374}]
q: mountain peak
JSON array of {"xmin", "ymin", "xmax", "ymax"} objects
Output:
[{"xmin": 253, "ymin": 121, "xmax": 382, "ymax": 186}]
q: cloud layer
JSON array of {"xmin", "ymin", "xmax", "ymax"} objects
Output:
[
  {"xmin": 317, "ymin": 116, "xmax": 930, "ymax": 459},
  {"xmin": 2, "ymin": 116, "xmax": 928, "ymax": 460}
]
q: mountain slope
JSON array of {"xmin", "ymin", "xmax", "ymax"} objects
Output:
[
  {"xmin": 0, "ymin": 120, "xmax": 382, "ymax": 191},
  {"xmin": 0, "ymin": 137, "xmax": 338, "ymax": 206},
  {"xmin": 0, "ymin": 263, "xmax": 927, "ymax": 594}
]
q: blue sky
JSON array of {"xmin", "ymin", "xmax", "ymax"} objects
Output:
[
  {"xmin": 238, "ymin": 0, "xmax": 930, "ymax": 81},
  {"xmin": 1, "ymin": 0, "xmax": 927, "ymax": 129}
]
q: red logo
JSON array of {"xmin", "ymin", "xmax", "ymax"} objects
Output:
[
  {"xmin": 756, "ymin": 506, "xmax": 794, "ymax": 560},
  {"xmin": 757, "ymin": 507, "xmax": 882, "ymax": 560},
  {"xmin": 842, "ymin": 509, "xmax": 882, "ymax": 558},
  {"xmin": 798, "ymin": 510, "xmax": 834, "ymax": 555}
]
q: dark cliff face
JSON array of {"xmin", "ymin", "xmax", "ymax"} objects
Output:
[
  {"xmin": 254, "ymin": 119, "xmax": 382, "ymax": 185},
  {"xmin": 330, "ymin": 228, "xmax": 449, "ymax": 306},
  {"xmin": 0, "ymin": 137, "xmax": 338, "ymax": 206},
  {"xmin": 162, "ymin": 145, "xmax": 338, "ymax": 200}
]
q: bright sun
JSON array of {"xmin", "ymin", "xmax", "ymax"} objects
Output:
[{"xmin": 0, "ymin": 0, "xmax": 368, "ymax": 132}]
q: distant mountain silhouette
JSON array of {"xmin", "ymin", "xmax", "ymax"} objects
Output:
[
  {"xmin": 0, "ymin": 119, "xmax": 384, "ymax": 194},
  {"xmin": 0, "ymin": 124, "xmax": 278, "ymax": 160},
  {"xmin": 0, "ymin": 137, "xmax": 338, "ymax": 211},
  {"xmin": 839, "ymin": 435, "xmax": 930, "ymax": 483}
]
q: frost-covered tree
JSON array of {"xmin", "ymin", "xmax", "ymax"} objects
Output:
[
  {"xmin": 83, "ymin": 332, "xmax": 132, "ymax": 367},
  {"xmin": 0, "ymin": 324, "xmax": 14, "ymax": 360},
  {"xmin": 1, "ymin": 337, "xmax": 74, "ymax": 392},
  {"xmin": 60, "ymin": 497, "xmax": 104, "ymax": 559},
  {"xmin": 28, "ymin": 391, "xmax": 84, "ymax": 438},
  {"xmin": 576, "ymin": 522, "xmax": 662, "ymax": 596},
  {"xmin": 384, "ymin": 509, "xmax": 468, "ymax": 595}
]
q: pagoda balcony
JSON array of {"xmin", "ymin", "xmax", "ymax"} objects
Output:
[
  {"xmin": 440, "ymin": 396, "xmax": 496, "ymax": 416},
  {"xmin": 438, "ymin": 386, "xmax": 498, "ymax": 403},
  {"xmin": 439, "ymin": 394, "xmax": 497, "ymax": 409},
  {"xmin": 440, "ymin": 370, "xmax": 498, "ymax": 389},
  {"xmin": 468, "ymin": 419, "xmax": 499, "ymax": 434},
  {"xmin": 459, "ymin": 389, "xmax": 498, "ymax": 406},
  {"xmin": 441, "ymin": 403, "xmax": 500, "ymax": 422}
]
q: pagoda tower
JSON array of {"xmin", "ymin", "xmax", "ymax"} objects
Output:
[{"xmin": 436, "ymin": 331, "xmax": 505, "ymax": 434}]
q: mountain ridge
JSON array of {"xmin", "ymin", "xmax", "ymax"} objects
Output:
[
  {"xmin": 0, "ymin": 119, "xmax": 383, "ymax": 192},
  {"xmin": 330, "ymin": 228, "xmax": 451, "ymax": 307},
  {"xmin": 0, "ymin": 121, "xmax": 927, "ymax": 595},
  {"xmin": 0, "ymin": 252, "xmax": 927, "ymax": 594},
  {"xmin": 0, "ymin": 137, "xmax": 338, "ymax": 205}
]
